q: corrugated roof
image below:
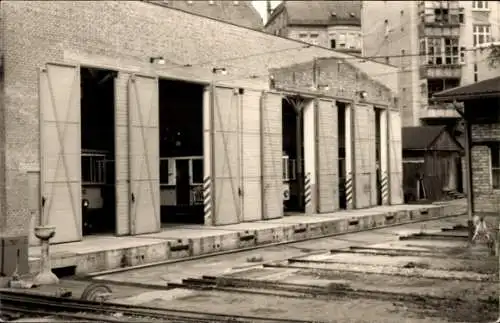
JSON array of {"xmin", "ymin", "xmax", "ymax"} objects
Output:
[
  {"xmin": 433, "ymin": 76, "xmax": 500, "ymax": 102},
  {"xmin": 402, "ymin": 126, "xmax": 446, "ymax": 150},
  {"xmin": 269, "ymin": 1, "xmax": 361, "ymax": 27},
  {"xmin": 151, "ymin": 0, "xmax": 263, "ymax": 30}
]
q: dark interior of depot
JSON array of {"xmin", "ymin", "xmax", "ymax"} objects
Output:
[
  {"xmin": 159, "ymin": 79, "xmax": 205, "ymax": 225},
  {"xmin": 80, "ymin": 67, "xmax": 117, "ymax": 236},
  {"xmin": 282, "ymin": 98, "xmax": 305, "ymax": 213}
]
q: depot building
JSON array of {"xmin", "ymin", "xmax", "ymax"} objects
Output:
[{"xmin": 0, "ymin": 1, "xmax": 403, "ymax": 246}]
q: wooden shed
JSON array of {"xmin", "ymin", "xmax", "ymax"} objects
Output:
[{"xmin": 402, "ymin": 126, "xmax": 464, "ymax": 202}]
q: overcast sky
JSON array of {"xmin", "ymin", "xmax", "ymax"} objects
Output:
[{"xmin": 252, "ymin": 0, "xmax": 282, "ymax": 23}]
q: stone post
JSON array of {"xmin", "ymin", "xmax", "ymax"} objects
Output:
[{"xmin": 33, "ymin": 225, "xmax": 59, "ymax": 285}]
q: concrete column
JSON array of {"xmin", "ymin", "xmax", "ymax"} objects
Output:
[
  {"xmin": 303, "ymin": 100, "xmax": 316, "ymax": 215},
  {"xmin": 345, "ymin": 104, "xmax": 354, "ymax": 209},
  {"xmin": 380, "ymin": 109, "xmax": 390, "ymax": 205}
]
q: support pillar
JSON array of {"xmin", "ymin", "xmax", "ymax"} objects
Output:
[
  {"xmin": 345, "ymin": 104, "xmax": 355, "ymax": 209},
  {"xmin": 303, "ymin": 100, "xmax": 316, "ymax": 215},
  {"xmin": 380, "ymin": 109, "xmax": 390, "ymax": 205},
  {"xmin": 33, "ymin": 225, "xmax": 59, "ymax": 285}
]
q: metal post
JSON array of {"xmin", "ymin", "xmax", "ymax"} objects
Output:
[
  {"xmin": 296, "ymin": 110, "xmax": 304, "ymax": 210},
  {"xmin": 464, "ymin": 118, "xmax": 475, "ymax": 242}
]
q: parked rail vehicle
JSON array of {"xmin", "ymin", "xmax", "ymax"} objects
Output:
[
  {"xmin": 160, "ymin": 156, "xmax": 204, "ymax": 222},
  {"xmin": 81, "ymin": 149, "xmax": 114, "ymax": 234},
  {"xmin": 282, "ymin": 154, "xmax": 296, "ymax": 206}
]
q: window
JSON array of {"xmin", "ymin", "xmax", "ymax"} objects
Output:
[
  {"xmin": 427, "ymin": 38, "xmax": 443, "ymax": 65},
  {"xmin": 472, "ymin": 1, "xmax": 489, "ymax": 9},
  {"xmin": 338, "ymin": 33, "xmax": 346, "ymax": 48},
  {"xmin": 160, "ymin": 158, "xmax": 176, "ymax": 185},
  {"xmin": 444, "ymin": 38, "xmax": 459, "ymax": 64},
  {"xmin": 309, "ymin": 33, "xmax": 319, "ymax": 45},
  {"xmin": 424, "ymin": 37, "xmax": 460, "ymax": 65},
  {"xmin": 330, "ymin": 39, "xmax": 336, "ymax": 49},
  {"xmin": 434, "ymin": 8, "xmax": 449, "ymax": 23},
  {"xmin": 474, "ymin": 63, "xmax": 478, "ymax": 82},
  {"xmin": 191, "ymin": 158, "xmax": 203, "ymax": 185},
  {"xmin": 385, "ymin": 56, "xmax": 390, "ymax": 64},
  {"xmin": 298, "ymin": 33, "xmax": 308, "ymax": 38},
  {"xmin": 347, "ymin": 33, "xmax": 355, "ymax": 49},
  {"xmin": 491, "ymin": 143, "xmax": 500, "ymax": 189},
  {"xmin": 458, "ymin": 8, "xmax": 464, "ymax": 23},
  {"xmin": 460, "ymin": 46, "xmax": 466, "ymax": 64},
  {"xmin": 473, "ymin": 25, "xmax": 491, "ymax": 46}
]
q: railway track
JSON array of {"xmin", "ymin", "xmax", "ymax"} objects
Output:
[{"xmin": 0, "ymin": 290, "xmax": 319, "ymax": 323}]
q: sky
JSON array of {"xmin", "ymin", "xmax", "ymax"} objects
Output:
[{"xmin": 251, "ymin": 0, "xmax": 282, "ymax": 23}]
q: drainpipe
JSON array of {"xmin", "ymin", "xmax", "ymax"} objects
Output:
[{"xmin": 464, "ymin": 118, "xmax": 474, "ymax": 242}]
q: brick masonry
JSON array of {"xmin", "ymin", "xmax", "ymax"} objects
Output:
[
  {"xmin": 270, "ymin": 57, "xmax": 403, "ymax": 209},
  {"xmin": 0, "ymin": 1, "xmax": 399, "ymax": 237},
  {"xmin": 471, "ymin": 123, "xmax": 500, "ymax": 213}
]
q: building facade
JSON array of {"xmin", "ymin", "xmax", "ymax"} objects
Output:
[
  {"xmin": 0, "ymin": 1, "xmax": 402, "ymax": 248},
  {"xmin": 362, "ymin": 0, "xmax": 500, "ymax": 128},
  {"xmin": 433, "ymin": 77, "xmax": 500, "ymax": 214},
  {"xmin": 264, "ymin": 1, "xmax": 363, "ymax": 54},
  {"xmin": 150, "ymin": 0, "xmax": 264, "ymax": 30}
]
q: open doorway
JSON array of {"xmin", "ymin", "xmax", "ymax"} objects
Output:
[
  {"xmin": 337, "ymin": 102, "xmax": 347, "ymax": 209},
  {"xmin": 80, "ymin": 67, "xmax": 117, "ymax": 236},
  {"xmin": 159, "ymin": 79, "xmax": 204, "ymax": 225},
  {"xmin": 282, "ymin": 97, "xmax": 305, "ymax": 214},
  {"xmin": 375, "ymin": 108, "xmax": 383, "ymax": 206}
]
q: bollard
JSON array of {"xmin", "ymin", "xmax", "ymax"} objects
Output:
[{"xmin": 304, "ymin": 172, "xmax": 312, "ymax": 215}]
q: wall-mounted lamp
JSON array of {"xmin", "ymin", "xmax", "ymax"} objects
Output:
[
  {"xmin": 310, "ymin": 84, "xmax": 330, "ymax": 91},
  {"xmin": 212, "ymin": 67, "xmax": 227, "ymax": 75},
  {"xmin": 150, "ymin": 56, "xmax": 166, "ymax": 65},
  {"xmin": 357, "ymin": 90, "xmax": 368, "ymax": 100}
]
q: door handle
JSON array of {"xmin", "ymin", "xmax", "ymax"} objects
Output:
[
  {"xmin": 131, "ymin": 193, "xmax": 135, "ymax": 203},
  {"xmin": 41, "ymin": 196, "xmax": 46, "ymax": 208}
]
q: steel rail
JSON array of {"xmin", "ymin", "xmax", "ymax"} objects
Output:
[
  {"xmin": 0, "ymin": 291, "xmax": 318, "ymax": 323},
  {"xmin": 87, "ymin": 211, "xmax": 466, "ymax": 277}
]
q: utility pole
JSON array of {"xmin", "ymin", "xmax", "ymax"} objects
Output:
[{"xmin": 453, "ymin": 100, "xmax": 474, "ymax": 242}]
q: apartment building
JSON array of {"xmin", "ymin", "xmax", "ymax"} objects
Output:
[
  {"xmin": 264, "ymin": 1, "xmax": 363, "ymax": 54},
  {"xmin": 362, "ymin": 0, "xmax": 500, "ymax": 128}
]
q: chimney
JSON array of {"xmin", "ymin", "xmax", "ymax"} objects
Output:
[{"xmin": 266, "ymin": 0, "xmax": 273, "ymax": 21}]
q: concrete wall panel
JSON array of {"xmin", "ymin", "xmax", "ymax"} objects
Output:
[
  {"xmin": 389, "ymin": 110, "xmax": 404, "ymax": 204},
  {"xmin": 316, "ymin": 98, "xmax": 338, "ymax": 213}
]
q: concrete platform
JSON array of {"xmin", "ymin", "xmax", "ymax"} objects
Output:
[{"xmin": 28, "ymin": 200, "xmax": 465, "ymax": 275}]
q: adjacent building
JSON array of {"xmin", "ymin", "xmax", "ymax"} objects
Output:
[
  {"xmin": 150, "ymin": 0, "xmax": 264, "ymax": 30},
  {"xmin": 0, "ymin": 0, "xmax": 402, "ymax": 253},
  {"xmin": 433, "ymin": 76, "xmax": 500, "ymax": 214},
  {"xmin": 264, "ymin": 1, "xmax": 363, "ymax": 54},
  {"xmin": 362, "ymin": 0, "xmax": 500, "ymax": 128}
]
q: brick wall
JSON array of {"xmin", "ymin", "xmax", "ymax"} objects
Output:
[
  {"xmin": 270, "ymin": 57, "xmax": 400, "ymax": 208},
  {"xmin": 471, "ymin": 123, "xmax": 500, "ymax": 213},
  {"xmin": 0, "ymin": 1, "xmax": 397, "ymax": 236},
  {"xmin": 270, "ymin": 57, "xmax": 393, "ymax": 107}
]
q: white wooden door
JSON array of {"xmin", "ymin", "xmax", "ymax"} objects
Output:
[
  {"xmin": 39, "ymin": 63, "xmax": 82, "ymax": 244},
  {"xmin": 353, "ymin": 104, "xmax": 373, "ymax": 208},
  {"xmin": 212, "ymin": 86, "xmax": 241, "ymax": 225},
  {"xmin": 368, "ymin": 107, "xmax": 378, "ymax": 206},
  {"xmin": 316, "ymin": 98, "xmax": 338, "ymax": 213},
  {"xmin": 389, "ymin": 110, "xmax": 404, "ymax": 204},
  {"xmin": 241, "ymin": 89, "xmax": 262, "ymax": 222},
  {"xmin": 260, "ymin": 91, "xmax": 283, "ymax": 220},
  {"xmin": 128, "ymin": 74, "xmax": 160, "ymax": 234}
]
